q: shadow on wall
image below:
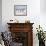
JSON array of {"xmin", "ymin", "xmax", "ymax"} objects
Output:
[{"xmin": 40, "ymin": 0, "xmax": 46, "ymax": 14}]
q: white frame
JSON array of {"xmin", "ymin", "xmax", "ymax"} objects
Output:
[{"xmin": 14, "ymin": 5, "xmax": 27, "ymax": 16}]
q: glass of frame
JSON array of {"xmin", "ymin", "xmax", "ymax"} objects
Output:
[{"xmin": 14, "ymin": 5, "xmax": 27, "ymax": 16}]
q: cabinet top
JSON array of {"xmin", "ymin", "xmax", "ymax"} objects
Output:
[{"xmin": 7, "ymin": 23, "xmax": 34, "ymax": 25}]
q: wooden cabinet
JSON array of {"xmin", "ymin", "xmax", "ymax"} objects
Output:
[{"xmin": 7, "ymin": 23, "xmax": 34, "ymax": 46}]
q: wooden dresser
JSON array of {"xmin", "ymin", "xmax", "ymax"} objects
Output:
[{"xmin": 7, "ymin": 23, "xmax": 34, "ymax": 46}]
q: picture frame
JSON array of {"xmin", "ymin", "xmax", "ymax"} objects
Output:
[{"xmin": 14, "ymin": 5, "xmax": 27, "ymax": 16}]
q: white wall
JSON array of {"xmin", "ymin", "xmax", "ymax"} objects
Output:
[
  {"xmin": 2, "ymin": 0, "xmax": 46, "ymax": 46},
  {"xmin": 0, "ymin": 0, "xmax": 2, "ymax": 32},
  {"xmin": 40, "ymin": 0, "xmax": 46, "ymax": 31}
]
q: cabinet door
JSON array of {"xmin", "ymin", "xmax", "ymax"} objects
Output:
[{"xmin": 11, "ymin": 32, "xmax": 28, "ymax": 46}]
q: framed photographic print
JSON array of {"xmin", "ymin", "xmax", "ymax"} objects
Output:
[{"xmin": 14, "ymin": 5, "xmax": 27, "ymax": 16}]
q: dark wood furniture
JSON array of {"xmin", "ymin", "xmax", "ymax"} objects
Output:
[{"xmin": 7, "ymin": 23, "xmax": 34, "ymax": 46}]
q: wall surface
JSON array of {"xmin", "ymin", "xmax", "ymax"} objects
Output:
[
  {"xmin": 2, "ymin": 0, "xmax": 46, "ymax": 46},
  {"xmin": 0, "ymin": 0, "xmax": 2, "ymax": 32}
]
